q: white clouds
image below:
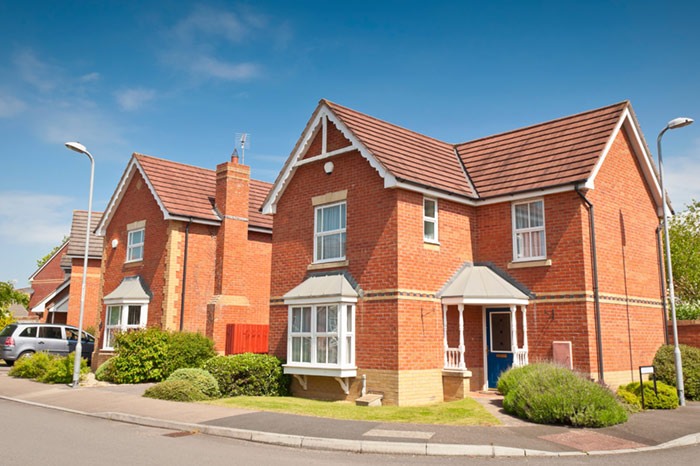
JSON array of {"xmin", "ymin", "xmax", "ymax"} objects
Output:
[
  {"xmin": 191, "ymin": 57, "xmax": 260, "ymax": 80},
  {"xmin": 0, "ymin": 191, "xmax": 73, "ymax": 245},
  {"xmin": 115, "ymin": 88, "xmax": 156, "ymax": 111},
  {"xmin": 174, "ymin": 5, "xmax": 249, "ymax": 43},
  {"xmin": 0, "ymin": 94, "xmax": 26, "ymax": 117},
  {"xmin": 40, "ymin": 106, "xmax": 126, "ymax": 146},
  {"xmin": 13, "ymin": 49, "xmax": 59, "ymax": 92},
  {"xmin": 79, "ymin": 72, "xmax": 101, "ymax": 83}
]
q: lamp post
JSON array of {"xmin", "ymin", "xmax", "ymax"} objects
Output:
[
  {"xmin": 65, "ymin": 141, "xmax": 94, "ymax": 388},
  {"xmin": 657, "ymin": 116, "xmax": 694, "ymax": 406}
]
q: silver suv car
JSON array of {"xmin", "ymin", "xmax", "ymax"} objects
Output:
[{"xmin": 0, "ymin": 323, "xmax": 95, "ymax": 366}]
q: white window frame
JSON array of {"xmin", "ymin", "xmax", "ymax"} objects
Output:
[
  {"xmin": 511, "ymin": 198, "xmax": 546, "ymax": 261},
  {"xmin": 313, "ymin": 201, "xmax": 346, "ymax": 263},
  {"xmin": 423, "ymin": 197, "xmax": 438, "ymax": 243},
  {"xmin": 103, "ymin": 303, "xmax": 148, "ymax": 350},
  {"xmin": 286, "ymin": 301, "xmax": 356, "ymax": 371},
  {"xmin": 126, "ymin": 228, "xmax": 145, "ymax": 263}
]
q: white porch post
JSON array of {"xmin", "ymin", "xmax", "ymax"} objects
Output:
[
  {"xmin": 458, "ymin": 304, "xmax": 466, "ymax": 370},
  {"xmin": 521, "ymin": 306, "xmax": 529, "ymax": 365},
  {"xmin": 510, "ymin": 305, "xmax": 518, "ymax": 355},
  {"xmin": 443, "ymin": 304, "xmax": 448, "ymax": 368}
]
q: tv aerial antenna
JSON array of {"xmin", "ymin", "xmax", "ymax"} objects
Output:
[{"xmin": 235, "ymin": 133, "xmax": 250, "ymax": 164}]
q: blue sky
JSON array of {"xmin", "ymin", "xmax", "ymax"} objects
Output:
[{"xmin": 1, "ymin": 1, "xmax": 698, "ymax": 287}]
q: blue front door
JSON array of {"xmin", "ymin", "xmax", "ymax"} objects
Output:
[{"xmin": 486, "ymin": 308, "xmax": 513, "ymax": 388}]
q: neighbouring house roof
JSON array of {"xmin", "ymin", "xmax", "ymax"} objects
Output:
[
  {"xmin": 96, "ymin": 153, "xmax": 273, "ymax": 235},
  {"xmin": 31, "ymin": 277, "xmax": 70, "ymax": 314},
  {"xmin": 66, "ymin": 210, "xmax": 104, "ymax": 258},
  {"xmin": 263, "ymin": 99, "xmax": 663, "ymax": 213},
  {"xmin": 438, "ymin": 262, "xmax": 530, "ymax": 304},
  {"xmin": 28, "ymin": 240, "xmax": 69, "ymax": 281},
  {"xmin": 283, "ymin": 272, "xmax": 359, "ymax": 302},
  {"xmin": 103, "ymin": 275, "xmax": 153, "ymax": 304}
]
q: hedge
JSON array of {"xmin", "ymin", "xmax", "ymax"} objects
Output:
[
  {"xmin": 620, "ymin": 381, "xmax": 678, "ymax": 410},
  {"xmin": 9, "ymin": 351, "xmax": 88, "ymax": 384},
  {"xmin": 143, "ymin": 379, "xmax": 208, "ymax": 402},
  {"xmin": 653, "ymin": 344, "xmax": 700, "ymax": 401},
  {"xmin": 202, "ymin": 353, "xmax": 290, "ymax": 397},
  {"xmin": 167, "ymin": 368, "xmax": 220, "ymax": 398}
]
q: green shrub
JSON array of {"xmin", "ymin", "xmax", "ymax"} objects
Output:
[
  {"xmin": 143, "ymin": 379, "xmax": 208, "ymax": 402},
  {"xmin": 676, "ymin": 301, "xmax": 700, "ymax": 321},
  {"xmin": 617, "ymin": 387, "xmax": 641, "ymax": 410},
  {"xmin": 164, "ymin": 332, "xmax": 216, "ymax": 377},
  {"xmin": 167, "ymin": 368, "xmax": 220, "ymax": 398},
  {"xmin": 623, "ymin": 381, "xmax": 678, "ymax": 409},
  {"xmin": 653, "ymin": 344, "xmax": 700, "ymax": 400},
  {"xmin": 9, "ymin": 352, "xmax": 54, "ymax": 379},
  {"xmin": 497, "ymin": 363, "xmax": 545, "ymax": 396},
  {"xmin": 38, "ymin": 352, "xmax": 88, "ymax": 384},
  {"xmin": 202, "ymin": 353, "xmax": 290, "ymax": 397},
  {"xmin": 112, "ymin": 327, "xmax": 170, "ymax": 383},
  {"xmin": 502, "ymin": 363, "xmax": 627, "ymax": 427},
  {"xmin": 95, "ymin": 357, "xmax": 116, "ymax": 382}
]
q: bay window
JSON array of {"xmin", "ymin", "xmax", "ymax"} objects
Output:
[
  {"xmin": 512, "ymin": 199, "xmax": 546, "ymax": 261},
  {"xmin": 103, "ymin": 303, "xmax": 148, "ymax": 349}
]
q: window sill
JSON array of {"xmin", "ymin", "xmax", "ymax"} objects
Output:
[
  {"xmin": 123, "ymin": 260, "xmax": 143, "ymax": 269},
  {"xmin": 307, "ymin": 259, "xmax": 349, "ymax": 271},
  {"xmin": 424, "ymin": 242, "xmax": 440, "ymax": 251},
  {"xmin": 507, "ymin": 259, "xmax": 552, "ymax": 269},
  {"xmin": 283, "ymin": 364, "xmax": 357, "ymax": 378}
]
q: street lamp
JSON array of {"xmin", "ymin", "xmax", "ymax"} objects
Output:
[
  {"xmin": 65, "ymin": 141, "xmax": 95, "ymax": 388},
  {"xmin": 657, "ymin": 116, "xmax": 694, "ymax": 406}
]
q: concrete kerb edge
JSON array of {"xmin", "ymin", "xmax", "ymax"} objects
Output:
[{"xmin": 2, "ymin": 395, "xmax": 699, "ymax": 457}]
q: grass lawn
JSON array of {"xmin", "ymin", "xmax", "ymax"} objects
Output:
[{"xmin": 205, "ymin": 396, "xmax": 500, "ymax": 426}]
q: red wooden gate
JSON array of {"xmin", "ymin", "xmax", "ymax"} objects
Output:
[{"xmin": 225, "ymin": 324, "xmax": 269, "ymax": 355}]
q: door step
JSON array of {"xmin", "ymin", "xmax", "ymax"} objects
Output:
[{"xmin": 355, "ymin": 393, "xmax": 383, "ymax": 407}]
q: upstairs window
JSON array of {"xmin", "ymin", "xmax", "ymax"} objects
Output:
[
  {"xmin": 314, "ymin": 202, "xmax": 346, "ymax": 262},
  {"xmin": 127, "ymin": 228, "xmax": 144, "ymax": 262},
  {"xmin": 423, "ymin": 197, "xmax": 438, "ymax": 243},
  {"xmin": 512, "ymin": 199, "xmax": 546, "ymax": 260}
]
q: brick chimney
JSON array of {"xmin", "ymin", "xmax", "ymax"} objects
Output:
[{"xmin": 214, "ymin": 154, "xmax": 249, "ymax": 296}]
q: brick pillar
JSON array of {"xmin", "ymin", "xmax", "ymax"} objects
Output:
[{"xmin": 209, "ymin": 154, "xmax": 251, "ymax": 351}]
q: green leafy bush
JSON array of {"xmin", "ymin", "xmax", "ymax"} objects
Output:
[
  {"xmin": 111, "ymin": 327, "xmax": 170, "ymax": 383},
  {"xmin": 622, "ymin": 381, "xmax": 678, "ymax": 409},
  {"xmin": 9, "ymin": 352, "xmax": 54, "ymax": 379},
  {"xmin": 167, "ymin": 368, "xmax": 220, "ymax": 398},
  {"xmin": 497, "ymin": 363, "xmax": 544, "ymax": 396},
  {"xmin": 653, "ymin": 344, "xmax": 700, "ymax": 400},
  {"xmin": 164, "ymin": 332, "xmax": 216, "ymax": 377},
  {"xmin": 502, "ymin": 363, "xmax": 627, "ymax": 427},
  {"xmin": 143, "ymin": 379, "xmax": 207, "ymax": 402},
  {"xmin": 617, "ymin": 386, "xmax": 641, "ymax": 410},
  {"xmin": 95, "ymin": 357, "xmax": 116, "ymax": 382},
  {"xmin": 38, "ymin": 352, "xmax": 88, "ymax": 384},
  {"xmin": 203, "ymin": 353, "xmax": 290, "ymax": 397}
]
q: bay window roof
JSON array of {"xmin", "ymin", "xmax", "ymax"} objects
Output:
[
  {"xmin": 104, "ymin": 275, "xmax": 153, "ymax": 304},
  {"xmin": 283, "ymin": 272, "xmax": 359, "ymax": 303}
]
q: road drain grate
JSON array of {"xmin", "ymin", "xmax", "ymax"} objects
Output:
[{"xmin": 163, "ymin": 431, "xmax": 197, "ymax": 438}]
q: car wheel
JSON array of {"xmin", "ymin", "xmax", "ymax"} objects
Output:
[{"xmin": 17, "ymin": 351, "xmax": 34, "ymax": 361}]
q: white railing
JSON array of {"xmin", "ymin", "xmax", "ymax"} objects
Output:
[
  {"xmin": 445, "ymin": 348, "xmax": 461, "ymax": 370},
  {"xmin": 513, "ymin": 348, "xmax": 528, "ymax": 367}
]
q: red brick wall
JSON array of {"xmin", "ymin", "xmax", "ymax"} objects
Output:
[
  {"xmin": 65, "ymin": 257, "xmax": 102, "ymax": 330},
  {"xmin": 670, "ymin": 321, "xmax": 700, "ymax": 348},
  {"xmin": 29, "ymin": 243, "xmax": 68, "ymax": 311}
]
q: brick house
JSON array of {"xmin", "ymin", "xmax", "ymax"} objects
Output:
[
  {"xmin": 262, "ymin": 99, "xmax": 666, "ymax": 406},
  {"xmin": 92, "ymin": 153, "xmax": 272, "ymax": 366},
  {"xmin": 29, "ymin": 210, "xmax": 103, "ymax": 330}
]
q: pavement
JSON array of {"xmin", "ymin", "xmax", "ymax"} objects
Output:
[{"xmin": 1, "ymin": 366, "xmax": 700, "ymax": 457}]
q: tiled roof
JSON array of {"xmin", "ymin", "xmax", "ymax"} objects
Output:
[
  {"xmin": 324, "ymin": 100, "xmax": 474, "ymax": 197},
  {"xmin": 455, "ymin": 102, "xmax": 628, "ymax": 198},
  {"xmin": 135, "ymin": 154, "xmax": 273, "ymax": 230},
  {"xmin": 66, "ymin": 210, "xmax": 104, "ymax": 258},
  {"xmin": 320, "ymin": 100, "xmax": 631, "ymax": 200}
]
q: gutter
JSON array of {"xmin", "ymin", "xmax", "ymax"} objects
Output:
[
  {"xmin": 179, "ymin": 218, "xmax": 193, "ymax": 332},
  {"xmin": 574, "ymin": 185, "xmax": 605, "ymax": 383},
  {"xmin": 656, "ymin": 222, "xmax": 670, "ymax": 344}
]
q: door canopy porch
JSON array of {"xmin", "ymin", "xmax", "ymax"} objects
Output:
[{"xmin": 438, "ymin": 262, "xmax": 530, "ymax": 305}]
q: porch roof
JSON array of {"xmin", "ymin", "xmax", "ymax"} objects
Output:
[
  {"xmin": 104, "ymin": 275, "xmax": 153, "ymax": 304},
  {"xmin": 438, "ymin": 262, "xmax": 530, "ymax": 305},
  {"xmin": 283, "ymin": 272, "xmax": 359, "ymax": 303}
]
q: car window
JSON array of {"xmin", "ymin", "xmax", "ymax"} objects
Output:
[
  {"xmin": 82, "ymin": 332, "xmax": 95, "ymax": 343},
  {"xmin": 18, "ymin": 327, "xmax": 37, "ymax": 338},
  {"xmin": 65, "ymin": 328, "xmax": 79, "ymax": 341},
  {"xmin": 0, "ymin": 324, "xmax": 17, "ymax": 337},
  {"xmin": 39, "ymin": 326, "xmax": 63, "ymax": 339}
]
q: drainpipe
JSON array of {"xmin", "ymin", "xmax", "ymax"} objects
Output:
[
  {"xmin": 656, "ymin": 222, "xmax": 670, "ymax": 345},
  {"xmin": 575, "ymin": 185, "xmax": 605, "ymax": 383},
  {"xmin": 179, "ymin": 218, "xmax": 192, "ymax": 332}
]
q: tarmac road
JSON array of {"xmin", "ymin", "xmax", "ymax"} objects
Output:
[{"xmin": 2, "ymin": 399, "xmax": 700, "ymax": 466}]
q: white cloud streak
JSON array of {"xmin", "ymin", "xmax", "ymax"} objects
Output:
[
  {"xmin": 0, "ymin": 93, "xmax": 26, "ymax": 117},
  {"xmin": 115, "ymin": 88, "xmax": 156, "ymax": 111},
  {"xmin": 0, "ymin": 191, "xmax": 73, "ymax": 245},
  {"xmin": 191, "ymin": 57, "xmax": 260, "ymax": 80},
  {"xmin": 13, "ymin": 49, "xmax": 59, "ymax": 92}
]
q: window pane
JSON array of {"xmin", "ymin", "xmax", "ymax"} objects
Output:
[
  {"xmin": 424, "ymin": 199, "xmax": 436, "ymax": 218},
  {"xmin": 515, "ymin": 204, "xmax": 529, "ymax": 229},
  {"xmin": 127, "ymin": 306, "xmax": 141, "ymax": 325},
  {"xmin": 346, "ymin": 305, "xmax": 353, "ymax": 333},
  {"xmin": 522, "ymin": 231, "xmax": 532, "ymax": 257},
  {"xmin": 106, "ymin": 328, "xmax": 119, "ymax": 348},
  {"xmin": 327, "ymin": 305, "xmax": 338, "ymax": 332},
  {"xmin": 107, "ymin": 306, "xmax": 121, "ymax": 326},
  {"xmin": 40, "ymin": 327, "xmax": 62, "ymax": 339},
  {"xmin": 130, "ymin": 245, "xmax": 143, "ymax": 261},
  {"xmin": 340, "ymin": 203, "xmax": 346, "ymax": 229},
  {"xmin": 65, "ymin": 329, "xmax": 79, "ymax": 341},
  {"xmin": 316, "ymin": 236, "xmax": 323, "ymax": 260},
  {"xmin": 316, "ymin": 208, "xmax": 323, "ymax": 233},
  {"xmin": 302, "ymin": 307, "xmax": 311, "ymax": 332},
  {"xmin": 340, "ymin": 232, "xmax": 346, "ymax": 257},
  {"xmin": 316, "ymin": 306, "xmax": 326, "ymax": 332},
  {"xmin": 323, "ymin": 233, "xmax": 341, "ymax": 260},
  {"xmin": 317, "ymin": 336, "xmax": 327, "ymax": 363},
  {"xmin": 530, "ymin": 201, "xmax": 544, "ymax": 227},
  {"xmin": 531, "ymin": 230, "xmax": 544, "ymax": 257},
  {"xmin": 302, "ymin": 337, "xmax": 311, "ymax": 362},
  {"xmin": 322, "ymin": 205, "xmax": 341, "ymax": 232},
  {"xmin": 424, "ymin": 220, "xmax": 435, "ymax": 240},
  {"xmin": 19, "ymin": 327, "xmax": 37, "ymax": 338},
  {"xmin": 292, "ymin": 337, "xmax": 301, "ymax": 362},
  {"xmin": 328, "ymin": 337, "xmax": 338, "ymax": 364},
  {"xmin": 133, "ymin": 229, "xmax": 144, "ymax": 244},
  {"xmin": 291, "ymin": 308, "xmax": 301, "ymax": 333}
]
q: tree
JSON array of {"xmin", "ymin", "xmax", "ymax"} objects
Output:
[
  {"xmin": 36, "ymin": 235, "xmax": 69, "ymax": 268},
  {"xmin": 668, "ymin": 199, "xmax": 700, "ymax": 319},
  {"xmin": 0, "ymin": 280, "xmax": 29, "ymax": 316}
]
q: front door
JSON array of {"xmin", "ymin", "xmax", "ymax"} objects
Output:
[{"xmin": 486, "ymin": 308, "xmax": 513, "ymax": 388}]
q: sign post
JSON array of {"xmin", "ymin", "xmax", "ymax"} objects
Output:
[{"xmin": 639, "ymin": 366, "xmax": 657, "ymax": 409}]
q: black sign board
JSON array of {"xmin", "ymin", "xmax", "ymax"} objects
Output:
[{"xmin": 639, "ymin": 365, "xmax": 657, "ymax": 409}]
